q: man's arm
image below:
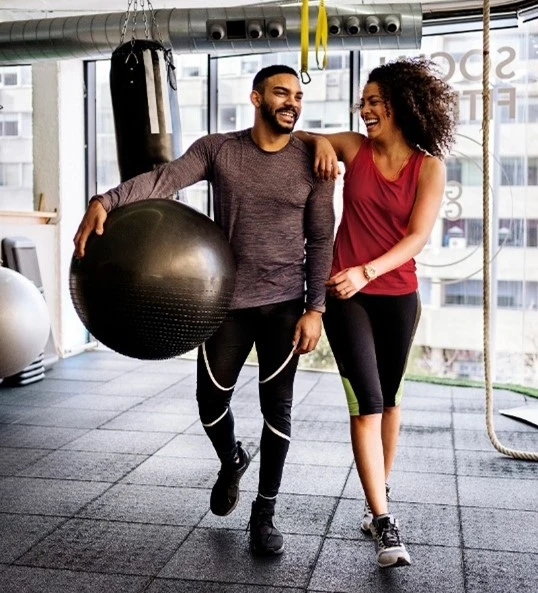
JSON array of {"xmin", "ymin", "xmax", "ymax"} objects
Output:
[
  {"xmin": 292, "ymin": 177, "xmax": 335, "ymax": 354},
  {"xmin": 73, "ymin": 136, "xmax": 217, "ymax": 257}
]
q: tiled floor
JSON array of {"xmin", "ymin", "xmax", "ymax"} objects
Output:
[{"xmin": 1, "ymin": 350, "xmax": 537, "ymax": 593}]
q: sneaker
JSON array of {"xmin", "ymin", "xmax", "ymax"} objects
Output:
[
  {"xmin": 371, "ymin": 514, "xmax": 411, "ymax": 568},
  {"xmin": 361, "ymin": 483, "xmax": 391, "ymax": 534},
  {"xmin": 210, "ymin": 442, "xmax": 251, "ymax": 516},
  {"xmin": 248, "ymin": 501, "xmax": 285, "ymax": 556}
]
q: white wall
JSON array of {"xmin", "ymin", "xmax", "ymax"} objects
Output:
[{"xmin": 0, "ymin": 60, "xmax": 90, "ymax": 358}]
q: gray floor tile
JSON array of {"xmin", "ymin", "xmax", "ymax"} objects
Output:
[
  {"xmin": 292, "ymin": 403, "xmax": 350, "ymax": 423},
  {"xmin": 78, "ymin": 484, "xmax": 210, "ymax": 526},
  {"xmin": 0, "ymin": 476, "xmax": 110, "ymax": 515},
  {"xmin": 153, "ymin": 433, "xmax": 221, "ymax": 459},
  {"xmin": 16, "ymin": 518, "xmax": 189, "ymax": 576},
  {"xmin": 0, "ymin": 425, "xmax": 86, "ymax": 449},
  {"xmin": 458, "ymin": 475, "xmax": 537, "ymax": 510},
  {"xmin": 455, "ymin": 449, "xmax": 538, "ymax": 478},
  {"xmin": 16, "ymin": 407, "xmax": 119, "ymax": 429},
  {"xmin": 453, "ymin": 411, "xmax": 536, "ymax": 432},
  {"xmin": 16, "ymin": 449, "xmax": 147, "ymax": 482},
  {"xmin": 200, "ymin": 493, "xmax": 337, "ymax": 536},
  {"xmin": 464, "ymin": 548, "xmax": 538, "ymax": 593},
  {"xmin": 0, "ymin": 447, "xmax": 50, "ymax": 475},
  {"xmin": 453, "ymin": 428, "xmax": 538, "ymax": 451},
  {"xmin": 461, "ymin": 507, "xmax": 538, "ymax": 553},
  {"xmin": 101, "ymin": 410, "xmax": 199, "ymax": 433},
  {"xmin": 159, "ymin": 529, "xmax": 321, "ymax": 588},
  {"xmin": 51, "ymin": 393, "xmax": 145, "ymax": 411},
  {"xmin": 285, "ymin": 439, "xmax": 354, "ymax": 467},
  {"xmin": 60, "ymin": 428, "xmax": 176, "ymax": 455},
  {"xmin": 394, "ymin": 445, "xmax": 456, "ymax": 475},
  {"xmin": 0, "ymin": 514, "xmax": 65, "ymax": 563},
  {"xmin": 122, "ymin": 455, "xmax": 218, "ymax": 488},
  {"xmin": 398, "ymin": 426, "xmax": 453, "ymax": 449},
  {"xmin": 0, "ymin": 566, "xmax": 149, "ymax": 593},
  {"xmin": 328, "ymin": 499, "xmax": 461, "ymax": 547},
  {"xmin": 147, "ymin": 581, "xmax": 303, "ymax": 593},
  {"xmin": 309, "ymin": 538, "xmax": 464, "ymax": 592}
]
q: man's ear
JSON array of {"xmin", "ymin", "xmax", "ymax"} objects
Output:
[{"xmin": 250, "ymin": 89, "xmax": 261, "ymax": 108}]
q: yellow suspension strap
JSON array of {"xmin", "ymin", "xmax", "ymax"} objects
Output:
[
  {"xmin": 300, "ymin": 0, "xmax": 311, "ymax": 83},
  {"xmin": 315, "ymin": 0, "xmax": 328, "ymax": 70}
]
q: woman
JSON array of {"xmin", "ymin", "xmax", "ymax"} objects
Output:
[{"xmin": 298, "ymin": 57, "xmax": 458, "ymax": 568}]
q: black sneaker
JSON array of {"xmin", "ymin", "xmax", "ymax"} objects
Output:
[
  {"xmin": 371, "ymin": 514, "xmax": 411, "ymax": 568},
  {"xmin": 210, "ymin": 443, "xmax": 251, "ymax": 516},
  {"xmin": 248, "ymin": 501, "xmax": 284, "ymax": 556}
]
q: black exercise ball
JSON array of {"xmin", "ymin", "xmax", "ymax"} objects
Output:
[{"xmin": 69, "ymin": 199, "xmax": 236, "ymax": 360}]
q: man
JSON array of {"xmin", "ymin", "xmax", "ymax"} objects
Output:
[{"xmin": 73, "ymin": 65, "xmax": 335, "ymax": 556}]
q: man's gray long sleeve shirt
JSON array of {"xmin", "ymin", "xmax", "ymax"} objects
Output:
[{"xmin": 95, "ymin": 129, "xmax": 335, "ymax": 312}]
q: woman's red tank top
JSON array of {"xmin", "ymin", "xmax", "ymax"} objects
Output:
[{"xmin": 331, "ymin": 137, "xmax": 426, "ymax": 295}]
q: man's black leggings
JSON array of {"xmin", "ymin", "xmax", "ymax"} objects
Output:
[
  {"xmin": 196, "ymin": 298, "xmax": 304, "ymax": 502},
  {"xmin": 323, "ymin": 291, "xmax": 421, "ymax": 416}
]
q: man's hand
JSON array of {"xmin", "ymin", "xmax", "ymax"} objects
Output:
[
  {"xmin": 313, "ymin": 136, "xmax": 341, "ymax": 181},
  {"xmin": 293, "ymin": 310, "xmax": 323, "ymax": 355},
  {"xmin": 73, "ymin": 200, "xmax": 108, "ymax": 258}
]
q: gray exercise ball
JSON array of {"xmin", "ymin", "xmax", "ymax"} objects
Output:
[{"xmin": 0, "ymin": 267, "xmax": 50, "ymax": 378}]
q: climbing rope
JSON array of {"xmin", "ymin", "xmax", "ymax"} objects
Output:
[{"xmin": 481, "ymin": 0, "xmax": 538, "ymax": 461}]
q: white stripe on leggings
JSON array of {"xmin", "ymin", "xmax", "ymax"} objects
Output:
[
  {"xmin": 201, "ymin": 406, "xmax": 229, "ymax": 428},
  {"xmin": 202, "ymin": 342, "xmax": 236, "ymax": 392},
  {"xmin": 259, "ymin": 347, "xmax": 295, "ymax": 384},
  {"xmin": 264, "ymin": 418, "xmax": 291, "ymax": 442}
]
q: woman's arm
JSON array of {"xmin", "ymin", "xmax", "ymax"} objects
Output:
[{"xmin": 294, "ymin": 130, "xmax": 363, "ymax": 179}]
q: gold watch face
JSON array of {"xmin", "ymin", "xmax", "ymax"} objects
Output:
[{"xmin": 365, "ymin": 265, "xmax": 376, "ymax": 281}]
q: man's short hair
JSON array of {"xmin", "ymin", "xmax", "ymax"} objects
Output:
[{"xmin": 252, "ymin": 65, "xmax": 299, "ymax": 92}]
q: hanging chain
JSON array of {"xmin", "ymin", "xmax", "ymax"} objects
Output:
[
  {"xmin": 118, "ymin": 0, "xmax": 174, "ymax": 87},
  {"xmin": 120, "ymin": 0, "xmax": 163, "ymax": 45}
]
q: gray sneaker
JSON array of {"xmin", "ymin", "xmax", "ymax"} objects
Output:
[
  {"xmin": 361, "ymin": 483, "xmax": 391, "ymax": 534},
  {"xmin": 371, "ymin": 514, "xmax": 411, "ymax": 568}
]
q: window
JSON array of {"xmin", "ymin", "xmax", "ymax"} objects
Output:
[
  {"xmin": 443, "ymin": 279, "xmax": 482, "ymax": 306},
  {"xmin": 527, "ymin": 220, "xmax": 538, "ymax": 247},
  {"xmin": 500, "ymin": 157, "xmax": 525, "ymax": 185},
  {"xmin": 442, "ymin": 219, "xmax": 483, "ymax": 247},
  {"xmin": 527, "ymin": 157, "xmax": 538, "ymax": 185},
  {"xmin": 0, "ymin": 116, "xmax": 19, "ymax": 137},
  {"xmin": 497, "ymin": 281, "xmax": 523, "ymax": 308},
  {"xmin": 498, "ymin": 219, "xmax": 524, "ymax": 247},
  {"xmin": 0, "ymin": 163, "xmax": 20, "ymax": 186}
]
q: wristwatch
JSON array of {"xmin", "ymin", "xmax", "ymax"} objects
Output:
[{"xmin": 363, "ymin": 263, "xmax": 377, "ymax": 282}]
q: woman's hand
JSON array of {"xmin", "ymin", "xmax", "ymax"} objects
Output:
[
  {"xmin": 312, "ymin": 136, "xmax": 341, "ymax": 181},
  {"xmin": 325, "ymin": 266, "xmax": 368, "ymax": 299}
]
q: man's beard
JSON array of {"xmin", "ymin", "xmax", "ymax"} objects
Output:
[{"xmin": 260, "ymin": 100, "xmax": 297, "ymax": 134}]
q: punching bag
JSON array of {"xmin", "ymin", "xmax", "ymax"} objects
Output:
[{"xmin": 110, "ymin": 39, "xmax": 182, "ymax": 182}]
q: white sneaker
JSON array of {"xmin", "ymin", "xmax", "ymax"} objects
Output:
[
  {"xmin": 360, "ymin": 483, "xmax": 391, "ymax": 534},
  {"xmin": 371, "ymin": 514, "xmax": 411, "ymax": 568}
]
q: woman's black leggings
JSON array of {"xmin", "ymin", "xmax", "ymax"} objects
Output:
[
  {"xmin": 196, "ymin": 298, "xmax": 304, "ymax": 501},
  {"xmin": 323, "ymin": 291, "xmax": 421, "ymax": 416}
]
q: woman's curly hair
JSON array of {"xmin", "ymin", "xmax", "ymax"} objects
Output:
[{"xmin": 355, "ymin": 57, "xmax": 459, "ymax": 158}]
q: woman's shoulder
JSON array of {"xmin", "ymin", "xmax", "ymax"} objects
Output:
[{"xmin": 333, "ymin": 131, "xmax": 366, "ymax": 165}]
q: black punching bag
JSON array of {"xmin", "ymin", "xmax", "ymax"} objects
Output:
[{"xmin": 110, "ymin": 40, "xmax": 181, "ymax": 182}]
